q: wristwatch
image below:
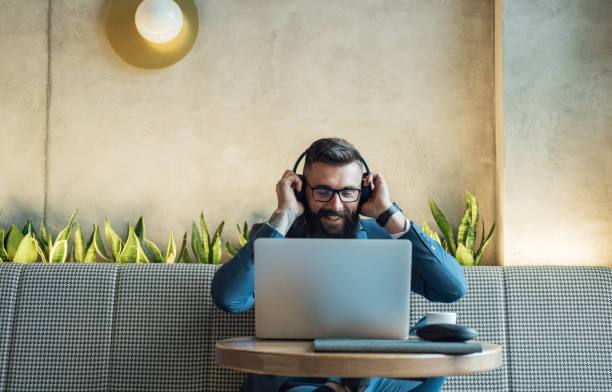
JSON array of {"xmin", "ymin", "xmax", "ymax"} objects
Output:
[{"xmin": 376, "ymin": 202, "xmax": 402, "ymax": 227}]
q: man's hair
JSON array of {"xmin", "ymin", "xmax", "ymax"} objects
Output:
[{"xmin": 303, "ymin": 137, "xmax": 363, "ymax": 174}]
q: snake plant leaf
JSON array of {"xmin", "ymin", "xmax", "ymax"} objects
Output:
[
  {"xmin": 457, "ymin": 207, "xmax": 470, "ymax": 248},
  {"xmin": 134, "ymin": 217, "xmax": 145, "ymax": 243},
  {"xmin": 39, "ymin": 222, "xmax": 51, "ymax": 256},
  {"xmin": 456, "ymin": 243, "xmax": 475, "ymax": 266},
  {"xmin": 13, "ymin": 234, "xmax": 39, "ymax": 263},
  {"xmin": 83, "ymin": 243, "xmax": 97, "ymax": 263},
  {"xmin": 191, "ymin": 222, "xmax": 207, "ymax": 263},
  {"xmin": 145, "ymin": 239, "xmax": 163, "ymax": 263},
  {"xmin": 50, "ymin": 240, "xmax": 68, "ymax": 263},
  {"xmin": 212, "ymin": 221, "xmax": 224, "ymax": 246},
  {"xmin": 428, "ymin": 198, "xmax": 457, "ymax": 256},
  {"xmin": 210, "ymin": 233, "xmax": 222, "ymax": 265},
  {"xmin": 74, "ymin": 224, "xmax": 86, "ymax": 263},
  {"xmin": 22, "ymin": 220, "xmax": 35, "ymax": 237},
  {"xmin": 225, "ymin": 240, "xmax": 239, "ymax": 257},
  {"xmin": 199, "ymin": 211, "xmax": 210, "ymax": 249},
  {"xmin": 0, "ymin": 229, "xmax": 9, "ymax": 262},
  {"xmin": 465, "ymin": 192, "xmax": 479, "ymax": 252},
  {"xmin": 165, "ymin": 232, "xmax": 177, "ymax": 264},
  {"xmin": 117, "ymin": 227, "xmax": 140, "ymax": 263},
  {"xmin": 199, "ymin": 212, "xmax": 210, "ymax": 264},
  {"xmin": 33, "ymin": 237, "xmax": 47, "ymax": 263},
  {"xmin": 475, "ymin": 221, "xmax": 496, "ymax": 265},
  {"xmin": 105, "ymin": 219, "xmax": 124, "ymax": 261},
  {"xmin": 236, "ymin": 223, "xmax": 248, "ymax": 247},
  {"xmin": 6, "ymin": 225, "xmax": 25, "ymax": 261},
  {"xmin": 238, "ymin": 222, "xmax": 248, "ymax": 247},
  {"xmin": 55, "ymin": 209, "xmax": 78, "ymax": 243},
  {"xmin": 421, "ymin": 221, "xmax": 438, "ymax": 243},
  {"xmin": 92, "ymin": 224, "xmax": 111, "ymax": 261},
  {"xmin": 442, "ymin": 239, "xmax": 449, "ymax": 253},
  {"xmin": 136, "ymin": 240, "xmax": 150, "ymax": 263},
  {"xmin": 178, "ymin": 232, "xmax": 190, "ymax": 263}
]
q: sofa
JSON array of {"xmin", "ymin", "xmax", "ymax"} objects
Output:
[{"xmin": 0, "ymin": 263, "xmax": 610, "ymax": 391}]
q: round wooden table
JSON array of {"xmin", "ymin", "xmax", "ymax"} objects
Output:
[{"xmin": 216, "ymin": 337, "xmax": 502, "ymax": 379}]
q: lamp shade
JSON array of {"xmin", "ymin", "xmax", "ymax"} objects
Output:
[
  {"xmin": 135, "ymin": 0, "xmax": 184, "ymax": 44},
  {"xmin": 105, "ymin": 0, "xmax": 199, "ymax": 69}
]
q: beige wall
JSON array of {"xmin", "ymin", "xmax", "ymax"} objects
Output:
[
  {"xmin": 1, "ymin": 0, "xmax": 497, "ymax": 264},
  {"xmin": 7, "ymin": 0, "xmax": 610, "ymax": 267},
  {"xmin": 502, "ymin": 0, "xmax": 612, "ymax": 266}
]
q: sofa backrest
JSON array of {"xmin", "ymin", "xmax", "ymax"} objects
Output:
[{"xmin": 1, "ymin": 264, "xmax": 611, "ymax": 392}]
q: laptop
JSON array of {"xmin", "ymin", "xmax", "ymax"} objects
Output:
[{"xmin": 254, "ymin": 238, "xmax": 412, "ymax": 339}]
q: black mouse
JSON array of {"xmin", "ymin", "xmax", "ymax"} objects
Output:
[{"xmin": 415, "ymin": 323, "xmax": 477, "ymax": 342}]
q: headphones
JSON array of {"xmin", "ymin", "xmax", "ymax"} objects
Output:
[{"xmin": 292, "ymin": 151, "xmax": 373, "ymax": 210}]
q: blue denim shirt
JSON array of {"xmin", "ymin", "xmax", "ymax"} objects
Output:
[{"xmin": 211, "ymin": 218, "xmax": 468, "ymax": 391}]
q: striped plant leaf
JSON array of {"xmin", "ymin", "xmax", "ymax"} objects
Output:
[
  {"xmin": 428, "ymin": 198, "xmax": 457, "ymax": 256},
  {"xmin": 191, "ymin": 222, "xmax": 207, "ymax": 263},
  {"xmin": 13, "ymin": 234, "xmax": 39, "ymax": 263},
  {"xmin": 177, "ymin": 232, "xmax": 190, "ymax": 263},
  {"xmin": 0, "ymin": 229, "xmax": 9, "ymax": 262},
  {"xmin": 117, "ymin": 227, "xmax": 139, "ymax": 264},
  {"xmin": 165, "ymin": 232, "xmax": 176, "ymax": 264},
  {"xmin": 211, "ymin": 233, "xmax": 222, "ymax": 265},
  {"xmin": 456, "ymin": 243, "xmax": 475, "ymax": 266},
  {"xmin": 105, "ymin": 219, "xmax": 123, "ymax": 261},
  {"xmin": 92, "ymin": 224, "xmax": 111, "ymax": 261},
  {"xmin": 134, "ymin": 217, "xmax": 145, "ymax": 243},
  {"xmin": 74, "ymin": 224, "xmax": 86, "ymax": 262},
  {"xmin": 6, "ymin": 225, "xmax": 25, "ymax": 261},
  {"xmin": 465, "ymin": 192, "xmax": 479, "ymax": 252},
  {"xmin": 55, "ymin": 210, "xmax": 78, "ymax": 243},
  {"xmin": 22, "ymin": 220, "xmax": 34, "ymax": 237},
  {"xmin": 33, "ymin": 238, "xmax": 47, "ymax": 263},
  {"xmin": 145, "ymin": 239, "xmax": 164, "ymax": 263},
  {"xmin": 456, "ymin": 208, "xmax": 470, "ymax": 248},
  {"xmin": 475, "ymin": 221, "xmax": 496, "ymax": 265},
  {"xmin": 199, "ymin": 212, "xmax": 210, "ymax": 264},
  {"xmin": 136, "ymin": 239, "xmax": 150, "ymax": 263},
  {"xmin": 225, "ymin": 240, "xmax": 239, "ymax": 257},
  {"xmin": 50, "ymin": 240, "xmax": 68, "ymax": 263},
  {"xmin": 39, "ymin": 222, "xmax": 51, "ymax": 256}
]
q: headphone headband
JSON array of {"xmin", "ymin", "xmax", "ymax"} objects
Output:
[{"xmin": 292, "ymin": 151, "xmax": 370, "ymax": 175}]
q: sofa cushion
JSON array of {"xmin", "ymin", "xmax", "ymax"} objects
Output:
[
  {"xmin": 0, "ymin": 263, "xmax": 22, "ymax": 390},
  {"xmin": 109, "ymin": 264, "xmax": 212, "ymax": 391},
  {"xmin": 411, "ymin": 266, "xmax": 509, "ymax": 392},
  {"xmin": 1, "ymin": 264, "xmax": 116, "ymax": 391},
  {"xmin": 505, "ymin": 266, "xmax": 612, "ymax": 391}
]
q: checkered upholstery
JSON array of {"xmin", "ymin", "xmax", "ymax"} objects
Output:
[{"xmin": 0, "ymin": 263, "xmax": 611, "ymax": 392}]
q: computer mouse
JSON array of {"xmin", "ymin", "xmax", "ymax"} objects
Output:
[{"xmin": 415, "ymin": 323, "xmax": 477, "ymax": 342}]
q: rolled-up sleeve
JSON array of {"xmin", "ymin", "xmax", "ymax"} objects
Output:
[
  {"xmin": 401, "ymin": 221, "xmax": 467, "ymax": 303},
  {"xmin": 211, "ymin": 223, "xmax": 284, "ymax": 313}
]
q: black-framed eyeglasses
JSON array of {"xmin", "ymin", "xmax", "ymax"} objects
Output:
[{"xmin": 304, "ymin": 181, "xmax": 361, "ymax": 203}]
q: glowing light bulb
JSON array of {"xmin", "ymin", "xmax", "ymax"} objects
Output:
[{"xmin": 135, "ymin": 0, "xmax": 183, "ymax": 44}]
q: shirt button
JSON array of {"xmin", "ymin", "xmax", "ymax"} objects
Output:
[{"xmin": 430, "ymin": 245, "xmax": 436, "ymax": 251}]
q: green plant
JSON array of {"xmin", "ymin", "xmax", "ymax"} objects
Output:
[
  {"xmin": 425, "ymin": 191, "xmax": 495, "ymax": 266},
  {"xmin": 0, "ymin": 210, "xmax": 78, "ymax": 263},
  {"xmin": 225, "ymin": 221, "xmax": 251, "ymax": 257},
  {"xmin": 191, "ymin": 211, "xmax": 224, "ymax": 264},
  {"xmin": 103, "ymin": 217, "xmax": 179, "ymax": 263}
]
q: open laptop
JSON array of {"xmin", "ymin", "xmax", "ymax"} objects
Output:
[{"xmin": 254, "ymin": 238, "xmax": 412, "ymax": 339}]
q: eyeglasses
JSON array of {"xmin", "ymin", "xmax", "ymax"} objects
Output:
[{"xmin": 304, "ymin": 181, "xmax": 361, "ymax": 203}]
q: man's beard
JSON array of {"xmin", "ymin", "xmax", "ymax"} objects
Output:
[{"xmin": 302, "ymin": 203, "xmax": 361, "ymax": 238}]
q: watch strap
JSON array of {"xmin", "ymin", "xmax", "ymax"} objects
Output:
[{"xmin": 376, "ymin": 202, "xmax": 402, "ymax": 227}]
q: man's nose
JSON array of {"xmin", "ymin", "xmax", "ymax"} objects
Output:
[{"xmin": 326, "ymin": 192, "xmax": 343, "ymax": 209}]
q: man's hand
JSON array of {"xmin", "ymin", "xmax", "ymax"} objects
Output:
[
  {"xmin": 359, "ymin": 172, "xmax": 393, "ymax": 219},
  {"xmin": 268, "ymin": 170, "xmax": 305, "ymax": 236},
  {"xmin": 360, "ymin": 172, "xmax": 408, "ymax": 234}
]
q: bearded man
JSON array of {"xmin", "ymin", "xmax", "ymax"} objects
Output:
[{"xmin": 211, "ymin": 137, "xmax": 467, "ymax": 392}]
